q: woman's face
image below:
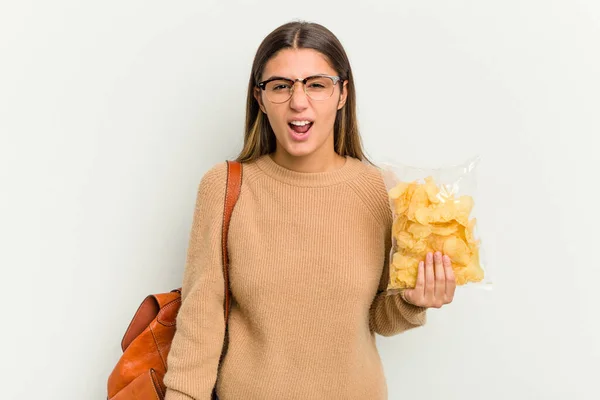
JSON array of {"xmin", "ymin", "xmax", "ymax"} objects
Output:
[{"xmin": 254, "ymin": 48, "xmax": 348, "ymax": 160}]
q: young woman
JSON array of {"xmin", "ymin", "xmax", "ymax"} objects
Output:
[{"xmin": 164, "ymin": 21, "xmax": 456, "ymax": 400}]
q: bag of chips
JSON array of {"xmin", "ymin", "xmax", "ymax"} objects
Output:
[{"xmin": 379, "ymin": 156, "xmax": 492, "ymax": 293}]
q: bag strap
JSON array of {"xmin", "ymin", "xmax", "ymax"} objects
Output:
[
  {"xmin": 222, "ymin": 160, "xmax": 242, "ymax": 323},
  {"xmin": 212, "ymin": 161, "xmax": 242, "ymax": 400},
  {"xmin": 120, "ymin": 162, "xmax": 242, "ymax": 352}
]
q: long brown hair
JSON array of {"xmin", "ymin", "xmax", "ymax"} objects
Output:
[{"xmin": 235, "ymin": 21, "xmax": 371, "ymax": 164}]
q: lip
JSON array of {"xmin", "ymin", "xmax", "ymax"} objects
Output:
[
  {"xmin": 287, "ymin": 118, "xmax": 314, "ymax": 123},
  {"xmin": 287, "ymin": 121, "xmax": 313, "ymax": 142}
]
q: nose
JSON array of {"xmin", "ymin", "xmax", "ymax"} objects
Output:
[{"xmin": 289, "ymin": 81, "xmax": 309, "ymax": 111}]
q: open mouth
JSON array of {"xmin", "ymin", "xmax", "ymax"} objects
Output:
[{"xmin": 288, "ymin": 121, "xmax": 314, "ymax": 135}]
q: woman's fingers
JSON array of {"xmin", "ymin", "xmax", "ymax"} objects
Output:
[
  {"xmin": 403, "ymin": 252, "xmax": 456, "ymax": 308},
  {"xmin": 433, "ymin": 252, "xmax": 446, "ymax": 307},
  {"xmin": 443, "ymin": 254, "xmax": 456, "ymax": 303},
  {"xmin": 415, "ymin": 259, "xmax": 425, "ymax": 296},
  {"xmin": 424, "ymin": 252, "xmax": 435, "ymax": 302}
]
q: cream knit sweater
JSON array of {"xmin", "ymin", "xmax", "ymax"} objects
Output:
[{"xmin": 163, "ymin": 154, "xmax": 427, "ymax": 400}]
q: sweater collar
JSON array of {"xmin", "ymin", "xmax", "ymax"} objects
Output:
[{"xmin": 254, "ymin": 153, "xmax": 365, "ymax": 187}]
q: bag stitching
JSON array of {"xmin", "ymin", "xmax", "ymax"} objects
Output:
[
  {"xmin": 156, "ymin": 299, "xmax": 181, "ymax": 327},
  {"xmin": 150, "ymin": 369, "xmax": 162, "ymax": 400},
  {"xmin": 149, "ymin": 326, "xmax": 168, "ymax": 371}
]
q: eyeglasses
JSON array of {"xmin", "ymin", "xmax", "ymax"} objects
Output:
[{"xmin": 257, "ymin": 74, "xmax": 342, "ymax": 104}]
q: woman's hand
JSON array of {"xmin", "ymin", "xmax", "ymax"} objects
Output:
[{"xmin": 401, "ymin": 251, "xmax": 456, "ymax": 308}]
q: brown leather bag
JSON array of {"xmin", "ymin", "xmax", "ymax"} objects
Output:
[{"xmin": 107, "ymin": 160, "xmax": 243, "ymax": 400}]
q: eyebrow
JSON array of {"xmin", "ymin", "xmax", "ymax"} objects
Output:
[
  {"xmin": 262, "ymin": 75, "xmax": 289, "ymax": 81},
  {"xmin": 262, "ymin": 73, "xmax": 329, "ymax": 81}
]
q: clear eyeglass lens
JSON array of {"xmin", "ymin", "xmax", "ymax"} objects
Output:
[{"xmin": 265, "ymin": 77, "xmax": 334, "ymax": 103}]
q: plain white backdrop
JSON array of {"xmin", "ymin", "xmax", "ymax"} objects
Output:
[{"xmin": 1, "ymin": 1, "xmax": 598, "ymax": 399}]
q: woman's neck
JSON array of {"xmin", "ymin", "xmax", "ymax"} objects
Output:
[{"xmin": 270, "ymin": 149, "xmax": 346, "ymax": 173}]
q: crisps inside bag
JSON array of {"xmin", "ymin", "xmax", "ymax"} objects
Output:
[{"xmin": 379, "ymin": 157, "xmax": 492, "ymax": 293}]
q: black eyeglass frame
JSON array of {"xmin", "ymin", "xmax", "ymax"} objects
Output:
[{"xmin": 256, "ymin": 74, "xmax": 344, "ymax": 103}]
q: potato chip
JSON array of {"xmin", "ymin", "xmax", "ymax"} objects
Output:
[
  {"xmin": 389, "ymin": 182, "xmax": 409, "ymax": 200},
  {"xmin": 392, "ymin": 214, "xmax": 408, "ymax": 237},
  {"xmin": 454, "ymin": 248, "xmax": 484, "ymax": 285},
  {"xmin": 423, "ymin": 176, "xmax": 440, "ymax": 204},
  {"xmin": 442, "ymin": 236, "xmax": 471, "ymax": 265},
  {"xmin": 392, "ymin": 252, "xmax": 419, "ymax": 270},
  {"xmin": 393, "ymin": 267, "xmax": 418, "ymax": 288},
  {"xmin": 406, "ymin": 186, "xmax": 428, "ymax": 221},
  {"xmin": 391, "ymin": 252, "xmax": 420, "ymax": 288},
  {"xmin": 431, "ymin": 202, "xmax": 456, "ymax": 223},
  {"xmin": 414, "ymin": 207, "xmax": 434, "ymax": 225},
  {"xmin": 406, "ymin": 222, "xmax": 432, "ymax": 239},
  {"xmin": 465, "ymin": 218, "xmax": 477, "ymax": 245},
  {"xmin": 395, "ymin": 198, "xmax": 409, "ymax": 215},
  {"xmin": 428, "ymin": 235, "xmax": 446, "ymax": 253},
  {"xmin": 412, "ymin": 239, "xmax": 428, "ymax": 253},
  {"xmin": 454, "ymin": 195, "xmax": 474, "ymax": 226},
  {"xmin": 429, "ymin": 222, "xmax": 459, "ymax": 236},
  {"xmin": 386, "ymin": 173, "xmax": 485, "ymax": 290},
  {"xmin": 395, "ymin": 231, "xmax": 415, "ymax": 250},
  {"xmin": 455, "ymin": 195, "xmax": 474, "ymax": 215}
]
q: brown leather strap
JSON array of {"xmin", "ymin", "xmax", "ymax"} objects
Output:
[
  {"xmin": 222, "ymin": 160, "xmax": 242, "ymax": 323},
  {"xmin": 120, "ymin": 291, "xmax": 181, "ymax": 352}
]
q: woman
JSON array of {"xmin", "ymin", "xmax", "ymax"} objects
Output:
[{"xmin": 164, "ymin": 21, "xmax": 455, "ymax": 400}]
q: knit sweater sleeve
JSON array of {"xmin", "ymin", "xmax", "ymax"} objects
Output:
[
  {"xmin": 164, "ymin": 163, "xmax": 228, "ymax": 400},
  {"xmin": 368, "ymin": 229, "xmax": 428, "ymax": 336},
  {"xmin": 349, "ymin": 166, "xmax": 428, "ymax": 336}
]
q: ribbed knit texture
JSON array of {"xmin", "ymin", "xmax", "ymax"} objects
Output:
[{"xmin": 163, "ymin": 155, "xmax": 427, "ymax": 400}]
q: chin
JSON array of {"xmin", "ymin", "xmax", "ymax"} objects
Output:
[
  {"xmin": 273, "ymin": 124, "xmax": 332, "ymax": 159},
  {"xmin": 281, "ymin": 144, "xmax": 318, "ymax": 158}
]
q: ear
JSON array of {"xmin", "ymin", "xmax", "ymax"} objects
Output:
[
  {"xmin": 254, "ymin": 87, "xmax": 267, "ymax": 114},
  {"xmin": 337, "ymin": 80, "xmax": 348, "ymax": 110}
]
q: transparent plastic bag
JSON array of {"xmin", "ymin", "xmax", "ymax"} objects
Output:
[{"xmin": 379, "ymin": 156, "xmax": 492, "ymax": 294}]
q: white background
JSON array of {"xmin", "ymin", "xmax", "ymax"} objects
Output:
[{"xmin": 1, "ymin": 1, "xmax": 598, "ymax": 399}]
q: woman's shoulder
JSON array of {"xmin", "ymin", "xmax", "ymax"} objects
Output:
[
  {"xmin": 199, "ymin": 161, "xmax": 228, "ymax": 189},
  {"xmin": 199, "ymin": 156, "xmax": 266, "ymax": 193},
  {"xmin": 351, "ymin": 159, "xmax": 388, "ymax": 195},
  {"xmin": 194, "ymin": 162, "xmax": 229, "ymax": 207},
  {"xmin": 346, "ymin": 159, "xmax": 393, "ymax": 226}
]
